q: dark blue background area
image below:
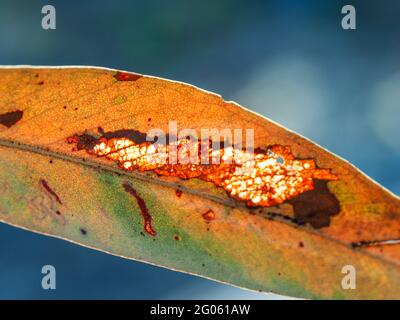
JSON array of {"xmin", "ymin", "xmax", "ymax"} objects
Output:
[{"xmin": 0, "ymin": 0, "xmax": 399, "ymax": 299}]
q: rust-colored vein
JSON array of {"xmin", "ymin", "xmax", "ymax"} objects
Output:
[
  {"xmin": 39, "ymin": 179, "xmax": 62, "ymax": 205},
  {"xmin": 122, "ymin": 182, "xmax": 156, "ymax": 236}
]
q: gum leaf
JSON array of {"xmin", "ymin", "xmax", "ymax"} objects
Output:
[{"xmin": 0, "ymin": 67, "xmax": 399, "ymax": 299}]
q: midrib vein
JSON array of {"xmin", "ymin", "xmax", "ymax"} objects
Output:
[
  {"xmin": 0, "ymin": 137, "xmax": 399, "ymax": 269},
  {"xmin": 0, "ymin": 138, "xmax": 236, "ymax": 207}
]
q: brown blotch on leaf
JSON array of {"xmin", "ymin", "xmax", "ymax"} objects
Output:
[
  {"xmin": 114, "ymin": 71, "xmax": 142, "ymax": 82},
  {"xmin": 174, "ymin": 235, "xmax": 181, "ymax": 241},
  {"xmin": 67, "ymin": 134, "xmax": 98, "ymax": 151},
  {"xmin": 102, "ymin": 129, "xmax": 148, "ymax": 144},
  {"xmin": 67, "ymin": 129, "xmax": 149, "ymax": 152},
  {"xmin": 80, "ymin": 228, "xmax": 87, "ymax": 235},
  {"xmin": 288, "ymin": 180, "xmax": 340, "ymax": 228},
  {"xmin": 123, "ymin": 182, "xmax": 157, "ymax": 237},
  {"xmin": 202, "ymin": 210, "xmax": 216, "ymax": 221},
  {"xmin": 67, "ymin": 130, "xmax": 339, "ymax": 227},
  {"xmin": 176, "ymin": 189, "xmax": 183, "ymax": 198},
  {"xmin": 39, "ymin": 179, "xmax": 62, "ymax": 205},
  {"xmin": 0, "ymin": 110, "xmax": 23, "ymax": 128}
]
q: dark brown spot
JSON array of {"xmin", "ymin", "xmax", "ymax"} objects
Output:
[
  {"xmin": 174, "ymin": 235, "xmax": 181, "ymax": 241},
  {"xmin": 39, "ymin": 179, "xmax": 62, "ymax": 205},
  {"xmin": 288, "ymin": 180, "xmax": 340, "ymax": 228},
  {"xmin": 299, "ymin": 241, "xmax": 304, "ymax": 248},
  {"xmin": 202, "ymin": 210, "xmax": 215, "ymax": 221},
  {"xmin": 38, "ymin": 81, "xmax": 44, "ymax": 85},
  {"xmin": 67, "ymin": 134, "xmax": 98, "ymax": 151},
  {"xmin": 176, "ymin": 189, "xmax": 183, "ymax": 197},
  {"xmin": 123, "ymin": 182, "xmax": 156, "ymax": 236},
  {"xmin": 102, "ymin": 129, "xmax": 148, "ymax": 144},
  {"xmin": 114, "ymin": 71, "xmax": 142, "ymax": 82},
  {"xmin": 0, "ymin": 110, "xmax": 23, "ymax": 128},
  {"xmin": 67, "ymin": 129, "xmax": 149, "ymax": 152},
  {"xmin": 80, "ymin": 228, "xmax": 87, "ymax": 235}
]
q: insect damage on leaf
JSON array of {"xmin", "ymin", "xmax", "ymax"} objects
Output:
[
  {"xmin": 122, "ymin": 182, "xmax": 157, "ymax": 237},
  {"xmin": 202, "ymin": 209, "xmax": 216, "ymax": 221},
  {"xmin": 113, "ymin": 71, "xmax": 142, "ymax": 82},
  {"xmin": 0, "ymin": 110, "xmax": 23, "ymax": 128},
  {"xmin": 288, "ymin": 180, "xmax": 340, "ymax": 228},
  {"xmin": 39, "ymin": 179, "xmax": 62, "ymax": 205},
  {"xmin": 1, "ymin": 67, "xmax": 400, "ymax": 300},
  {"xmin": 67, "ymin": 129, "xmax": 339, "ymax": 228},
  {"xmin": 175, "ymin": 189, "xmax": 183, "ymax": 197}
]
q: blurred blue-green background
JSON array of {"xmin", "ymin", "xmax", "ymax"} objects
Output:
[{"xmin": 0, "ymin": 0, "xmax": 399, "ymax": 299}]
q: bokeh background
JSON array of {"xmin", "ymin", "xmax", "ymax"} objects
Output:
[{"xmin": 0, "ymin": 0, "xmax": 399, "ymax": 299}]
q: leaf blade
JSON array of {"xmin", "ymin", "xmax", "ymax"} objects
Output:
[{"xmin": 0, "ymin": 66, "xmax": 399, "ymax": 299}]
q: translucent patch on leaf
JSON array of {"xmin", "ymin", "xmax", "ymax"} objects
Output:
[{"xmin": 68, "ymin": 132, "xmax": 338, "ymax": 208}]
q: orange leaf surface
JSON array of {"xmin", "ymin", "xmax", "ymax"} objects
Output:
[{"xmin": 0, "ymin": 66, "xmax": 399, "ymax": 299}]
